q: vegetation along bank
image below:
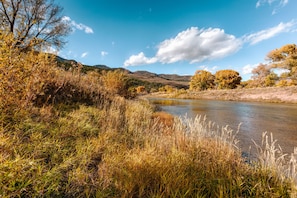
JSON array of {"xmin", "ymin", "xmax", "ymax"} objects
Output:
[{"xmin": 1, "ymin": 0, "xmax": 297, "ymax": 196}]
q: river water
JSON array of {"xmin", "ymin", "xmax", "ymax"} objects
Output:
[{"xmin": 149, "ymin": 98, "xmax": 297, "ymax": 155}]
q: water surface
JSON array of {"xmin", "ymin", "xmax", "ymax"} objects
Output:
[{"xmin": 149, "ymin": 98, "xmax": 297, "ymax": 155}]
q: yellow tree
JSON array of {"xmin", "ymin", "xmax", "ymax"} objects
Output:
[
  {"xmin": 267, "ymin": 44, "xmax": 297, "ymax": 81},
  {"xmin": 215, "ymin": 70, "xmax": 241, "ymax": 89},
  {"xmin": 189, "ymin": 70, "xmax": 215, "ymax": 91}
]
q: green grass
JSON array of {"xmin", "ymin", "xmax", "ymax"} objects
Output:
[
  {"xmin": 0, "ymin": 39, "xmax": 296, "ymax": 197},
  {"xmin": 0, "ymin": 98, "xmax": 296, "ymax": 197}
]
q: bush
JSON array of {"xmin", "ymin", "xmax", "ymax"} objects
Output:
[{"xmin": 0, "ymin": 32, "xmax": 56, "ymax": 124}]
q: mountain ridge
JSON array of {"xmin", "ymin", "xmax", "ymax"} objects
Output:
[{"xmin": 56, "ymin": 56, "xmax": 191, "ymax": 89}]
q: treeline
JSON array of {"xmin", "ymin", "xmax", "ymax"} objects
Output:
[{"xmin": 189, "ymin": 44, "xmax": 297, "ymax": 91}]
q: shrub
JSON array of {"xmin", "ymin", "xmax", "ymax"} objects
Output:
[{"xmin": 0, "ymin": 32, "xmax": 56, "ymax": 124}]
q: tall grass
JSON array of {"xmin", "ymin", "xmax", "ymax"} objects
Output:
[
  {"xmin": 253, "ymin": 132, "xmax": 297, "ymax": 185},
  {"xmin": 0, "ymin": 32, "xmax": 296, "ymax": 197}
]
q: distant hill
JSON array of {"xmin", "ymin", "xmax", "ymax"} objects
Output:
[
  {"xmin": 56, "ymin": 56, "xmax": 191, "ymax": 89},
  {"xmin": 130, "ymin": 71, "xmax": 191, "ymax": 89}
]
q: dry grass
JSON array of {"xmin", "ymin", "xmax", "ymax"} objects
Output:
[
  {"xmin": 0, "ymin": 32, "xmax": 296, "ymax": 197},
  {"xmin": 152, "ymin": 86, "xmax": 297, "ymax": 103}
]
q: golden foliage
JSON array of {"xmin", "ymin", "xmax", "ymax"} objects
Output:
[
  {"xmin": 0, "ymin": 32, "xmax": 56, "ymax": 117},
  {"xmin": 267, "ymin": 44, "xmax": 297, "ymax": 80},
  {"xmin": 189, "ymin": 70, "xmax": 215, "ymax": 91},
  {"xmin": 100, "ymin": 70, "xmax": 129, "ymax": 97},
  {"xmin": 215, "ymin": 69, "xmax": 242, "ymax": 89}
]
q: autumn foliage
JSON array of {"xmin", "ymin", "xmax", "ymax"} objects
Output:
[
  {"xmin": 189, "ymin": 69, "xmax": 241, "ymax": 90},
  {"xmin": 215, "ymin": 69, "xmax": 242, "ymax": 89},
  {"xmin": 189, "ymin": 70, "xmax": 215, "ymax": 91},
  {"xmin": 0, "ymin": 32, "xmax": 56, "ymax": 119}
]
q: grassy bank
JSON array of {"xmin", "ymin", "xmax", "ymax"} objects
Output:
[
  {"xmin": 1, "ymin": 99, "xmax": 297, "ymax": 197},
  {"xmin": 1, "ymin": 36, "xmax": 296, "ymax": 197},
  {"xmin": 149, "ymin": 86, "xmax": 297, "ymax": 103}
]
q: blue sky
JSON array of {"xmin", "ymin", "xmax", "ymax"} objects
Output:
[{"xmin": 58, "ymin": 0, "xmax": 297, "ymax": 80}]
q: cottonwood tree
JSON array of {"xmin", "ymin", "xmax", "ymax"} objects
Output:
[
  {"xmin": 215, "ymin": 69, "xmax": 241, "ymax": 89},
  {"xmin": 189, "ymin": 70, "xmax": 215, "ymax": 91},
  {"xmin": 250, "ymin": 63, "xmax": 272, "ymax": 87},
  {"xmin": 0, "ymin": 0, "xmax": 70, "ymax": 50},
  {"xmin": 267, "ymin": 44, "xmax": 297, "ymax": 81}
]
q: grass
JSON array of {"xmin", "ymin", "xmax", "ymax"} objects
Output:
[
  {"xmin": 1, "ymin": 34, "xmax": 296, "ymax": 197},
  {"xmin": 1, "ymin": 101, "xmax": 296, "ymax": 197},
  {"xmin": 149, "ymin": 86, "xmax": 297, "ymax": 104}
]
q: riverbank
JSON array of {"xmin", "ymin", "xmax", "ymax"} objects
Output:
[{"xmin": 148, "ymin": 86, "xmax": 297, "ymax": 103}]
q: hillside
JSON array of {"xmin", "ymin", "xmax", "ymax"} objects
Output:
[{"xmin": 56, "ymin": 56, "xmax": 191, "ymax": 89}]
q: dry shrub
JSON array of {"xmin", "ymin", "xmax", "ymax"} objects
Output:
[
  {"xmin": 0, "ymin": 32, "xmax": 57, "ymax": 124},
  {"xmin": 100, "ymin": 70, "xmax": 131, "ymax": 98}
]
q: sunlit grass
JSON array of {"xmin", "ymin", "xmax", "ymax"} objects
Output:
[{"xmin": 0, "ymin": 33, "xmax": 296, "ymax": 197}]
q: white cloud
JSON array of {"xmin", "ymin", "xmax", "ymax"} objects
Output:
[
  {"xmin": 124, "ymin": 52, "xmax": 157, "ymax": 67},
  {"xmin": 123, "ymin": 20, "xmax": 296, "ymax": 67},
  {"xmin": 256, "ymin": 0, "xmax": 289, "ymax": 7},
  {"xmin": 256, "ymin": 0, "xmax": 289, "ymax": 14},
  {"xmin": 156, "ymin": 27, "xmax": 242, "ymax": 64},
  {"xmin": 101, "ymin": 51, "xmax": 108, "ymax": 57},
  {"xmin": 243, "ymin": 20, "xmax": 296, "ymax": 45},
  {"xmin": 62, "ymin": 16, "xmax": 94, "ymax": 34},
  {"xmin": 81, "ymin": 52, "xmax": 88, "ymax": 58},
  {"xmin": 43, "ymin": 46, "xmax": 58, "ymax": 54},
  {"xmin": 199, "ymin": 65, "xmax": 218, "ymax": 73},
  {"xmin": 124, "ymin": 27, "xmax": 241, "ymax": 67},
  {"xmin": 242, "ymin": 64, "xmax": 258, "ymax": 75}
]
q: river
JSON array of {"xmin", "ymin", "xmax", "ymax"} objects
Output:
[{"xmin": 149, "ymin": 98, "xmax": 297, "ymax": 155}]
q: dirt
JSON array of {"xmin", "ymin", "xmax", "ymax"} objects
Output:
[{"xmin": 148, "ymin": 86, "xmax": 297, "ymax": 104}]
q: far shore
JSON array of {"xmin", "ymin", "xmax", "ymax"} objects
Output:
[{"xmin": 145, "ymin": 86, "xmax": 297, "ymax": 104}]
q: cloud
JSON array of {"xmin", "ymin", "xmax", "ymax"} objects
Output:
[
  {"xmin": 124, "ymin": 27, "xmax": 241, "ymax": 67},
  {"xmin": 101, "ymin": 51, "xmax": 108, "ymax": 57},
  {"xmin": 256, "ymin": 0, "xmax": 289, "ymax": 7},
  {"xmin": 243, "ymin": 20, "xmax": 296, "ymax": 45},
  {"xmin": 124, "ymin": 52, "xmax": 157, "ymax": 67},
  {"xmin": 124, "ymin": 21, "xmax": 296, "ymax": 67},
  {"xmin": 199, "ymin": 65, "xmax": 218, "ymax": 73},
  {"xmin": 242, "ymin": 64, "xmax": 258, "ymax": 75},
  {"xmin": 256, "ymin": 0, "xmax": 289, "ymax": 14},
  {"xmin": 42, "ymin": 46, "xmax": 58, "ymax": 54},
  {"xmin": 156, "ymin": 27, "xmax": 242, "ymax": 64},
  {"xmin": 81, "ymin": 52, "xmax": 88, "ymax": 58},
  {"xmin": 62, "ymin": 16, "xmax": 94, "ymax": 34}
]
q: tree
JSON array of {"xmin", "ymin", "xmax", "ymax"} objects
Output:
[
  {"xmin": 267, "ymin": 44, "xmax": 297, "ymax": 80},
  {"xmin": 0, "ymin": 0, "xmax": 70, "ymax": 50},
  {"xmin": 215, "ymin": 70, "xmax": 241, "ymax": 89},
  {"xmin": 250, "ymin": 63, "xmax": 272, "ymax": 87},
  {"xmin": 264, "ymin": 72, "xmax": 278, "ymax": 87},
  {"xmin": 189, "ymin": 70, "xmax": 215, "ymax": 91}
]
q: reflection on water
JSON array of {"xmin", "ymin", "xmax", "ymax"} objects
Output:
[{"xmin": 149, "ymin": 98, "xmax": 297, "ymax": 154}]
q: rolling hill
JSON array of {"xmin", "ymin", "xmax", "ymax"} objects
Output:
[{"xmin": 56, "ymin": 56, "xmax": 191, "ymax": 89}]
